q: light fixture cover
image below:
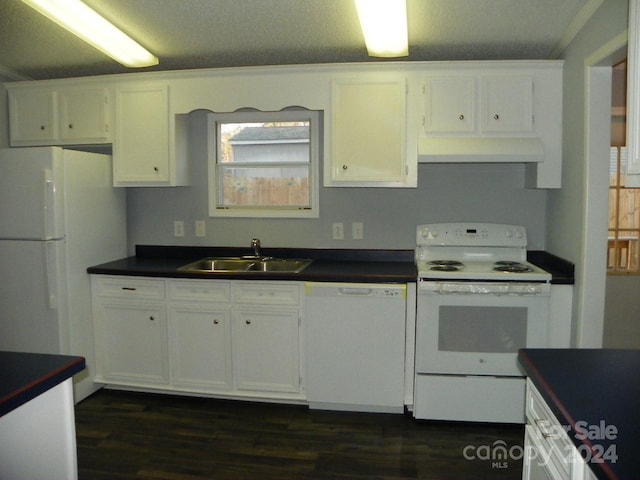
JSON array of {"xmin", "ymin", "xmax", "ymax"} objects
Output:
[
  {"xmin": 21, "ymin": 0, "xmax": 158, "ymax": 68},
  {"xmin": 355, "ymin": 0, "xmax": 408, "ymax": 57}
]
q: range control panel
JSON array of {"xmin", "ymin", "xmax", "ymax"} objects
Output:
[{"xmin": 416, "ymin": 223, "xmax": 527, "ymax": 248}]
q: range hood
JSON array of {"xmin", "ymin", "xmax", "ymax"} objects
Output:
[{"xmin": 418, "ymin": 137, "xmax": 545, "ymax": 163}]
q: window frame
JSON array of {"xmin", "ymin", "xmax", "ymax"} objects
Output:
[{"xmin": 207, "ymin": 109, "xmax": 321, "ymax": 218}]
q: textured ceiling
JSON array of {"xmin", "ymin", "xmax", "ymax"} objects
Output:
[{"xmin": 0, "ymin": 0, "xmax": 593, "ymax": 81}]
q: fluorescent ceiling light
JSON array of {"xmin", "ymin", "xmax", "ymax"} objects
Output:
[
  {"xmin": 21, "ymin": 0, "xmax": 158, "ymax": 68},
  {"xmin": 355, "ymin": 0, "xmax": 408, "ymax": 57}
]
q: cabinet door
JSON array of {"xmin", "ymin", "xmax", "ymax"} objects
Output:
[
  {"xmin": 96, "ymin": 302, "xmax": 169, "ymax": 385},
  {"xmin": 114, "ymin": 84, "xmax": 170, "ymax": 185},
  {"xmin": 423, "ymin": 76, "xmax": 476, "ymax": 133},
  {"xmin": 481, "ymin": 76, "xmax": 533, "ymax": 133},
  {"xmin": 523, "ymin": 425, "xmax": 562, "ymax": 480},
  {"xmin": 59, "ymin": 88, "xmax": 110, "ymax": 143},
  {"xmin": 170, "ymin": 304, "xmax": 232, "ymax": 391},
  {"xmin": 329, "ymin": 77, "xmax": 408, "ymax": 185},
  {"xmin": 9, "ymin": 89, "xmax": 57, "ymax": 144},
  {"xmin": 232, "ymin": 307, "xmax": 300, "ymax": 393}
]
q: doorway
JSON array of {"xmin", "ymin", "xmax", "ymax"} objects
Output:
[
  {"xmin": 578, "ymin": 37, "xmax": 626, "ymax": 348},
  {"xmin": 584, "ymin": 45, "xmax": 640, "ymax": 348},
  {"xmin": 604, "ymin": 61, "xmax": 640, "ymax": 348}
]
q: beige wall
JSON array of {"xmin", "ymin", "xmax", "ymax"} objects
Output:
[{"xmin": 548, "ymin": 0, "xmax": 629, "ymax": 346}]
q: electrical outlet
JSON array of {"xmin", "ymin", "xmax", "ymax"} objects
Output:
[
  {"xmin": 195, "ymin": 220, "xmax": 206, "ymax": 237},
  {"xmin": 332, "ymin": 222, "xmax": 344, "ymax": 240},
  {"xmin": 352, "ymin": 222, "xmax": 364, "ymax": 240},
  {"xmin": 173, "ymin": 220, "xmax": 185, "ymax": 237}
]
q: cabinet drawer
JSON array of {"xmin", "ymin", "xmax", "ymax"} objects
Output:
[
  {"xmin": 524, "ymin": 424, "xmax": 565, "ymax": 479},
  {"xmin": 526, "ymin": 380, "xmax": 575, "ymax": 478},
  {"xmin": 233, "ymin": 282, "xmax": 300, "ymax": 305},
  {"xmin": 94, "ymin": 276, "xmax": 165, "ymax": 300},
  {"xmin": 169, "ymin": 280, "xmax": 230, "ymax": 303}
]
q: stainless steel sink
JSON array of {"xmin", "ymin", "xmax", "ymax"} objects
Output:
[
  {"xmin": 179, "ymin": 258, "xmax": 255, "ymax": 272},
  {"xmin": 178, "ymin": 257, "xmax": 312, "ymax": 273},
  {"xmin": 246, "ymin": 259, "xmax": 311, "ymax": 272}
]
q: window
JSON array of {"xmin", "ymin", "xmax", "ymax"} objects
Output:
[
  {"xmin": 608, "ymin": 60, "xmax": 640, "ymax": 273},
  {"xmin": 608, "ymin": 146, "xmax": 640, "ymax": 272},
  {"xmin": 208, "ymin": 109, "xmax": 320, "ymax": 218}
]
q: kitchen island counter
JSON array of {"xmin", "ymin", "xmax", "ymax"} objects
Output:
[
  {"xmin": 0, "ymin": 351, "xmax": 85, "ymax": 480},
  {"xmin": 0, "ymin": 351, "xmax": 85, "ymax": 417},
  {"xmin": 518, "ymin": 348, "xmax": 640, "ymax": 480}
]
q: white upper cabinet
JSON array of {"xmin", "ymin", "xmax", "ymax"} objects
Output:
[
  {"xmin": 9, "ymin": 85, "xmax": 111, "ymax": 146},
  {"xmin": 422, "ymin": 74, "xmax": 533, "ymax": 136},
  {"xmin": 8, "ymin": 88, "xmax": 57, "ymax": 144},
  {"xmin": 115, "ymin": 84, "xmax": 180, "ymax": 186},
  {"xmin": 59, "ymin": 88, "xmax": 110, "ymax": 142},
  {"xmin": 423, "ymin": 76, "xmax": 476, "ymax": 133},
  {"xmin": 327, "ymin": 76, "xmax": 416, "ymax": 187},
  {"xmin": 480, "ymin": 76, "xmax": 533, "ymax": 133},
  {"xmin": 419, "ymin": 62, "xmax": 563, "ymax": 189},
  {"xmin": 7, "ymin": 61, "xmax": 561, "ymax": 188},
  {"xmin": 113, "ymin": 83, "xmax": 190, "ymax": 187}
]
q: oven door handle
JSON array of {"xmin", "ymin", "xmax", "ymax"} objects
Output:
[{"xmin": 421, "ymin": 281, "xmax": 550, "ymax": 295}]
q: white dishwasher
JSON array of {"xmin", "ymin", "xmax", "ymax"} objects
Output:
[{"xmin": 304, "ymin": 282, "xmax": 406, "ymax": 413}]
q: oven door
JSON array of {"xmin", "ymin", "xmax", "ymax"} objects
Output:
[{"xmin": 415, "ymin": 281, "xmax": 550, "ymax": 376}]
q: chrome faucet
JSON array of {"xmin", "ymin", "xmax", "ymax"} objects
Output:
[{"xmin": 251, "ymin": 238, "xmax": 261, "ymax": 258}]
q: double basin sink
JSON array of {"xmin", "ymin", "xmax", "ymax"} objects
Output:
[{"xmin": 178, "ymin": 256, "xmax": 312, "ymax": 274}]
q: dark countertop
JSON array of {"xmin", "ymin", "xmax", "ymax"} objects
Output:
[
  {"xmin": 87, "ymin": 245, "xmax": 574, "ymax": 284},
  {"xmin": 0, "ymin": 351, "xmax": 85, "ymax": 417},
  {"xmin": 87, "ymin": 245, "xmax": 418, "ymax": 283},
  {"xmin": 518, "ymin": 348, "xmax": 640, "ymax": 480},
  {"xmin": 528, "ymin": 250, "xmax": 575, "ymax": 285}
]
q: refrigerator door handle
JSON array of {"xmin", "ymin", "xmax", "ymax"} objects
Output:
[
  {"xmin": 44, "ymin": 169, "xmax": 57, "ymax": 240},
  {"xmin": 44, "ymin": 242, "xmax": 58, "ymax": 310}
]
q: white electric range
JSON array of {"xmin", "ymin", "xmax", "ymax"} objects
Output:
[{"xmin": 413, "ymin": 223, "xmax": 551, "ymax": 424}]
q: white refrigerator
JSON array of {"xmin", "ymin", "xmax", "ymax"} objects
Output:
[{"xmin": 0, "ymin": 147, "xmax": 126, "ymax": 402}]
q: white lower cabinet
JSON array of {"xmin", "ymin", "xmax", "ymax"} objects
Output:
[
  {"xmin": 98, "ymin": 303, "xmax": 169, "ymax": 384},
  {"xmin": 93, "ymin": 281, "xmax": 170, "ymax": 385},
  {"xmin": 169, "ymin": 303, "xmax": 233, "ymax": 391},
  {"xmin": 92, "ymin": 276, "xmax": 303, "ymax": 400},
  {"xmin": 233, "ymin": 307, "xmax": 300, "ymax": 393},
  {"xmin": 523, "ymin": 379, "xmax": 597, "ymax": 480}
]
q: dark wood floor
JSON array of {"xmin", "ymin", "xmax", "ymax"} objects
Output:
[{"xmin": 75, "ymin": 389, "xmax": 524, "ymax": 480}]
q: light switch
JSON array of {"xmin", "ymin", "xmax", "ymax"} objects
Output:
[
  {"xmin": 352, "ymin": 222, "xmax": 363, "ymax": 240},
  {"xmin": 332, "ymin": 222, "xmax": 344, "ymax": 240}
]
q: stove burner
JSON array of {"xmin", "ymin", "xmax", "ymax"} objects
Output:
[
  {"xmin": 429, "ymin": 265, "xmax": 461, "ymax": 272},
  {"xmin": 492, "ymin": 264, "xmax": 534, "ymax": 273},
  {"xmin": 427, "ymin": 260, "xmax": 464, "ymax": 272},
  {"xmin": 428, "ymin": 260, "xmax": 464, "ymax": 267},
  {"xmin": 494, "ymin": 261, "xmax": 522, "ymax": 266}
]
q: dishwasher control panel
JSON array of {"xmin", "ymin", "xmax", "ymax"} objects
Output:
[{"xmin": 336, "ymin": 286, "xmax": 405, "ymax": 298}]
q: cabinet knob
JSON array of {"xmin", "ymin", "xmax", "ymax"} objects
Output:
[
  {"xmin": 68, "ymin": 123, "xmax": 74, "ymax": 129},
  {"xmin": 213, "ymin": 319, "xmax": 219, "ymax": 325},
  {"xmin": 149, "ymin": 316, "xmax": 155, "ymax": 321},
  {"xmin": 493, "ymin": 114, "xmax": 500, "ymax": 120},
  {"xmin": 458, "ymin": 114, "xmax": 465, "ymax": 120},
  {"xmin": 342, "ymin": 165, "xmax": 348, "ymax": 171},
  {"xmin": 40, "ymin": 125, "xmax": 46, "ymax": 130},
  {"xmin": 245, "ymin": 319, "xmax": 251, "ymax": 325},
  {"xmin": 153, "ymin": 166, "xmax": 159, "ymax": 173}
]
